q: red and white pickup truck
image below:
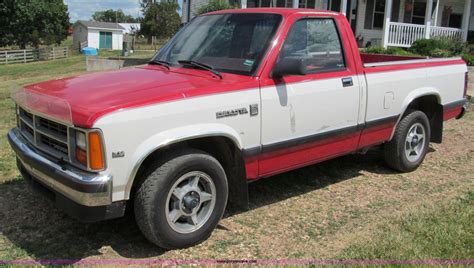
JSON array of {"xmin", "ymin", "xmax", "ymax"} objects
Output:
[{"xmin": 8, "ymin": 8, "xmax": 468, "ymax": 249}]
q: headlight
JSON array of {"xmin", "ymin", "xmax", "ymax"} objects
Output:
[
  {"xmin": 76, "ymin": 131, "xmax": 86, "ymax": 149},
  {"xmin": 75, "ymin": 131, "xmax": 87, "ymax": 166},
  {"xmin": 74, "ymin": 130, "xmax": 105, "ymax": 171}
]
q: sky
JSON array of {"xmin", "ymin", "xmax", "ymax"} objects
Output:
[{"xmin": 64, "ymin": 0, "xmax": 183, "ymax": 22}]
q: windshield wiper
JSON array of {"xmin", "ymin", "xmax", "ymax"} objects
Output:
[
  {"xmin": 149, "ymin": 59, "xmax": 171, "ymax": 70},
  {"xmin": 178, "ymin": 60, "xmax": 223, "ymax": 79}
]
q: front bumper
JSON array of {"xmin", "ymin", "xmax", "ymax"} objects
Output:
[{"xmin": 8, "ymin": 128, "xmax": 124, "ymax": 222}]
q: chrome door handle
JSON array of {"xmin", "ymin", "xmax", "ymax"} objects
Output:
[{"xmin": 342, "ymin": 77, "xmax": 353, "ymax": 87}]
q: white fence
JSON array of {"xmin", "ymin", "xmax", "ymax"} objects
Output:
[
  {"xmin": 387, "ymin": 22, "xmax": 463, "ymax": 47},
  {"xmin": 387, "ymin": 22, "xmax": 426, "ymax": 47},
  {"xmin": 430, "ymin": 26, "xmax": 463, "ymax": 39},
  {"xmin": 0, "ymin": 47, "xmax": 69, "ymax": 65}
]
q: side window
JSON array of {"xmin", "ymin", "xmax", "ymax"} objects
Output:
[{"xmin": 280, "ymin": 18, "xmax": 346, "ymax": 74}]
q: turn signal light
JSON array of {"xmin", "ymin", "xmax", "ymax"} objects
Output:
[
  {"xmin": 88, "ymin": 131, "xmax": 104, "ymax": 170},
  {"xmin": 75, "ymin": 148, "xmax": 87, "ymax": 166}
]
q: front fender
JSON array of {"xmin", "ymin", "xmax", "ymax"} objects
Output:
[{"xmin": 124, "ymin": 123, "xmax": 243, "ymax": 199}]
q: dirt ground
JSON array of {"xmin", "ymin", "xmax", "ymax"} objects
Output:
[{"xmin": 0, "ymin": 106, "xmax": 472, "ymax": 262}]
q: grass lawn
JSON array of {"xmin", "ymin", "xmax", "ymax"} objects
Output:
[
  {"xmin": 0, "ymin": 55, "xmax": 472, "ymax": 263},
  {"xmin": 340, "ymin": 190, "xmax": 474, "ymax": 260},
  {"xmin": 97, "ymin": 49, "xmax": 156, "ymax": 59}
]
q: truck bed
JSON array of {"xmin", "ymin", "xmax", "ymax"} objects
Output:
[
  {"xmin": 360, "ymin": 53, "xmax": 425, "ymax": 64},
  {"xmin": 361, "ymin": 55, "xmax": 464, "ymax": 69}
]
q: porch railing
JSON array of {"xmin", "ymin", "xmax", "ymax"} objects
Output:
[
  {"xmin": 386, "ymin": 22, "xmax": 463, "ymax": 48},
  {"xmin": 387, "ymin": 22, "xmax": 426, "ymax": 48},
  {"xmin": 430, "ymin": 26, "xmax": 463, "ymax": 39}
]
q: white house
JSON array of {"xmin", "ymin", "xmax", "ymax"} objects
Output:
[
  {"xmin": 73, "ymin": 21, "xmax": 125, "ymax": 50},
  {"xmin": 182, "ymin": 0, "xmax": 474, "ymax": 47}
]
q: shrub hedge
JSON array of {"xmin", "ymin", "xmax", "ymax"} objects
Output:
[{"xmin": 362, "ymin": 38, "xmax": 474, "ymax": 66}]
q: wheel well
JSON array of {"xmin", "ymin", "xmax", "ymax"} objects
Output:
[
  {"xmin": 131, "ymin": 136, "xmax": 249, "ymax": 210},
  {"xmin": 403, "ymin": 95, "xmax": 443, "ymax": 143}
]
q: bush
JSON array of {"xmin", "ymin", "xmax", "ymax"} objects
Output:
[
  {"xmin": 430, "ymin": 48, "xmax": 451, "ymax": 58},
  {"xmin": 195, "ymin": 0, "xmax": 237, "ymax": 16},
  {"xmin": 362, "ymin": 46, "xmax": 418, "ymax": 56},
  {"xmin": 461, "ymin": 53, "xmax": 474, "ymax": 66},
  {"xmin": 410, "ymin": 38, "xmax": 467, "ymax": 57}
]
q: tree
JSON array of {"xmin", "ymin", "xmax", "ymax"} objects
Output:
[
  {"xmin": 140, "ymin": 2, "xmax": 181, "ymax": 42},
  {"xmin": 0, "ymin": 0, "xmax": 69, "ymax": 48},
  {"xmin": 92, "ymin": 9, "xmax": 138, "ymax": 23},
  {"xmin": 195, "ymin": 0, "xmax": 237, "ymax": 16}
]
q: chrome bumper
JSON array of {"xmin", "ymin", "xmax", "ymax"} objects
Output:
[{"xmin": 8, "ymin": 128, "xmax": 112, "ymax": 207}]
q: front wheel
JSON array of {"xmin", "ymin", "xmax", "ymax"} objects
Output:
[
  {"xmin": 384, "ymin": 110, "xmax": 431, "ymax": 172},
  {"xmin": 134, "ymin": 149, "xmax": 228, "ymax": 249}
]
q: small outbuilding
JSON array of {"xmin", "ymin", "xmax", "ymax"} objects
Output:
[{"xmin": 73, "ymin": 21, "xmax": 125, "ymax": 50}]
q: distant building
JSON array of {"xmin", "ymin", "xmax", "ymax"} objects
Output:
[
  {"xmin": 119, "ymin": 23, "xmax": 141, "ymax": 35},
  {"xmin": 73, "ymin": 21, "xmax": 125, "ymax": 50}
]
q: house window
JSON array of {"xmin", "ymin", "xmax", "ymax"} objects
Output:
[
  {"xmin": 448, "ymin": 13, "xmax": 462, "ymax": 28},
  {"xmin": 411, "ymin": 0, "xmax": 426, "ymax": 25},
  {"xmin": 373, "ymin": 0, "xmax": 385, "ymax": 29}
]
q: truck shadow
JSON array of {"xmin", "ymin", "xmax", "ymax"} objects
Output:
[{"xmin": 0, "ymin": 148, "xmax": 423, "ymax": 262}]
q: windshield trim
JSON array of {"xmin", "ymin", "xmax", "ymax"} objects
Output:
[{"xmin": 151, "ymin": 13, "xmax": 283, "ymax": 77}]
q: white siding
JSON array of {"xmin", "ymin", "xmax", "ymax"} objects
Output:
[
  {"xmin": 88, "ymin": 29, "xmax": 100, "ymax": 49},
  {"xmin": 112, "ymin": 31, "xmax": 123, "ymax": 50}
]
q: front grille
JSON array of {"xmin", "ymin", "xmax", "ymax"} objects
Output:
[
  {"xmin": 18, "ymin": 107, "xmax": 70, "ymax": 160},
  {"xmin": 38, "ymin": 117, "xmax": 68, "ymax": 140},
  {"xmin": 38, "ymin": 133, "xmax": 69, "ymax": 156}
]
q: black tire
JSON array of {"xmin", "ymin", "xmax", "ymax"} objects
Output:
[
  {"xmin": 134, "ymin": 148, "xmax": 228, "ymax": 249},
  {"xmin": 384, "ymin": 110, "xmax": 431, "ymax": 172}
]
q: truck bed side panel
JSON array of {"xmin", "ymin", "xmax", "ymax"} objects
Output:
[{"xmin": 359, "ymin": 59, "xmax": 467, "ymax": 148}]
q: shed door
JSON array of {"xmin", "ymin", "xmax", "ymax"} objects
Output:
[{"xmin": 99, "ymin": 32, "xmax": 112, "ymax": 49}]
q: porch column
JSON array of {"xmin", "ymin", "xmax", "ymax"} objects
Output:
[
  {"xmin": 241, "ymin": 0, "xmax": 247, "ymax": 8},
  {"xmin": 461, "ymin": 0, "xmax": 471, "ymax": 41},
  {"xmin": 433, "ymin": 0, "xmax": 440, "ymax": 26},
  {"xmin": 382, "ymin": 0, "xmax": 393, "ymax": 48},
  {"xmin": 424, "ymin": 0, "xmax": 434, "ymax": 38},
  {"xmin": 292, "ymin": 0, "xmax": 299, "ymax": 8},
  {"xmin": 340, "ymin": 0, "xmax": 348, "ymax": 16}
]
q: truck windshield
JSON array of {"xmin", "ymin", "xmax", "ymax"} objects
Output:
[{"xmin": 152, "ymin": 13, "xmax": 282, "ymax": 76}]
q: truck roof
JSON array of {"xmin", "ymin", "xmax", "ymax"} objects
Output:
[{"xmin": 208, "ymin": 8, "xmax": 341, "ymax": 17}]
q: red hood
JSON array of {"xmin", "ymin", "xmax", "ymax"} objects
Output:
[{"xmin": 23, "ymin": 65, "xmax": 258, "ymax": 127}]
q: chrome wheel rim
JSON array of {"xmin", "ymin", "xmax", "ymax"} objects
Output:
[
  {"xmin": 405, "ymin": 122, "xmax": 426, "ymax": 162},
  {"xmin": 165, "ymin": 171, "xmax": 216, "ymax": 234}
]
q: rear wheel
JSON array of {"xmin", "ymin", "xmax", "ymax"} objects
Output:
[
  {"xmin": 384, "ymin": 110, "xmax": 431, "ymax": 172},
  {"xmin": 134, "ymin": 149, "xmax": 228, "ymax": 249}
]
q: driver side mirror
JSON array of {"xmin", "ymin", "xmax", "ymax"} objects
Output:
[{"xmin": 272, "ymin": 58, "xmax": 307, "ymax": 78}]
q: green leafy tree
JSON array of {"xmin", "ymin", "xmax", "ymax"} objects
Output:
[
  {"xmin": 140, "ymin": 2, "xmax": 181, "ymax": 42},
  {"xmin": 195, "ymin": 0, "xmax": 237, "ymax": 16},
  {"xmin": 0, "ymin": 0, "xmax": 69, "ymax": 48},
  {"xmin": 92, "ymin": 9, "xmax": 138, "ymax": 23}
]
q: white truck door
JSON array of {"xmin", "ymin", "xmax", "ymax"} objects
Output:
[{"xmin": 259, "ymin": 18, "xmax": 361, "ymax": 176}]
